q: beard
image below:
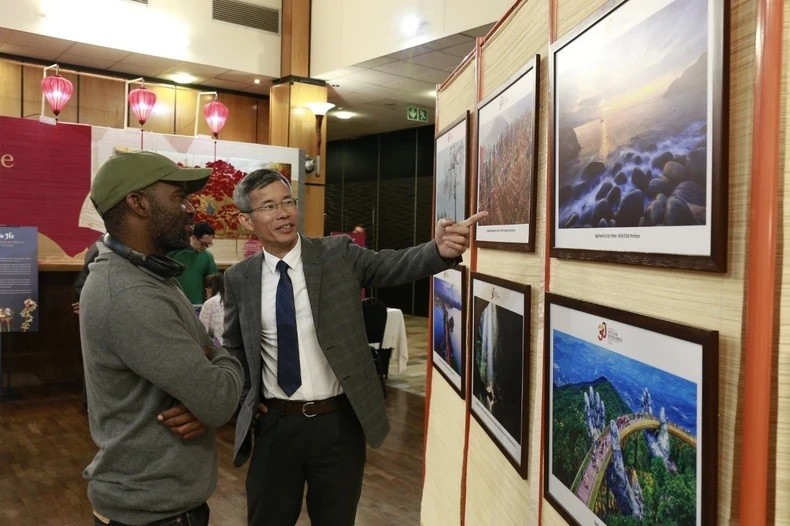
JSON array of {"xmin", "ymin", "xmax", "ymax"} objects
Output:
[{"xmin": 148, "ymin": 197, "xmax": 191, "ymax": 253}]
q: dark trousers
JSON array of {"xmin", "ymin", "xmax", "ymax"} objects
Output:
[
  {"xmin": 92, "ymin": 503, "xmax": 209, "ymax": 526},
  {"xmin": 246, "ymin": 406, "xmax": 366, "ymax": 526}
]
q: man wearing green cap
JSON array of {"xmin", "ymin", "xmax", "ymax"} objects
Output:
[{"xmin": 79, "ymin": 150, "xmax": 243, "ymax": 526}]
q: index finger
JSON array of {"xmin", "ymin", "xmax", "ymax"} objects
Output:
[{"xmin": 455, "ymin": 210, "xmax": 489, "ymax": 228}]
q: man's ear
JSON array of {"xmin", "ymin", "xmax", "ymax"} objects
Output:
[
  {"xmin": 125, "ymin": 192, "xmax": 149, "ymax": 218},
  {"xmin": 238, "ymin": 213, "xmax": 254, "ymax": 231}
]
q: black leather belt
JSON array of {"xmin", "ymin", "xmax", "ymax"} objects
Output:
[{"xmin": 263, "ymin": 394, "xmax": 350, "ymax": 417}]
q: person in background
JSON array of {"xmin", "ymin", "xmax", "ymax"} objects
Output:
[
  {"xmin": 168, "ymin": 220, "xmax": 218, "ymax": 306},
  {"xmin": 351, "ymin": 224, "xmax": 366, "ymax": 247},
  {"xmin": 199, "ymin": 273, "xmax": 225, "ymax": 347},
  {"xmin": 222, "ymin": 168, "xmax": 487, "ymax": 526},
  {"xmin": 79, "ymin": 150, "xmax": 243, "ymax": 526}
]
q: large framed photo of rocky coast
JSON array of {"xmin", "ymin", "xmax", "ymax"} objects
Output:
[
  {"xmin": 543, "ymin": 293, "xmax": 719, "ymax": 526},
  {"xmin": 550, "ymin": 0, "xmax": 728, "ymax": 271},
  {"xmin": 470, "ymin": 272, "xmax": 530, "ymax": 477}
]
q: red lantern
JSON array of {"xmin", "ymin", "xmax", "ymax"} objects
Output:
[
  {"xmin": 204, "ymin": 99, "xmax": 229, "ymax": 139},
  {"xmin": 128, "ymin": 86, "xmax": 157, "ymax": 126},
  {"xmin": 41, "ymin": 74, "xmax": 73, "ymax": 117}
]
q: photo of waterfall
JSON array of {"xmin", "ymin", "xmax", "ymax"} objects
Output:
[
  {"xmin": 550, "ymin": 0, "xmax": 726, "ymax": 270},
  {"xmin": 544, "ymin": 294, "xmax": 718, "ymax": 526},
  {"xmin": 470, "ymin": 273, "xmax": 530, "ymax": 477}
]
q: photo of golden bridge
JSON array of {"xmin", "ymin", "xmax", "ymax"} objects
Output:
[{"xmin": 551, "ymin": 330, "xmax": 699, "ymax": 525}]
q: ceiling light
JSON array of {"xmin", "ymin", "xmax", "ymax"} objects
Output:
[
  {"xmin": 171, "ymin": 72, "xmax": 196, "ymax": 84},
  {"xmin": 334, "ymin": 111, "xmax": 354, "ymax": 120},
  {"xmin": 400, "ymin": 14, "xmax": 421, "ymax": 36},
  {"xmin": 253, "ymin": 79, "xmax": 261, "ymax": 84}
]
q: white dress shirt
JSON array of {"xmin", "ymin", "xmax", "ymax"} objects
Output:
[{"xmin": 259, "ymin": 237, "xmax": 341, "ymax": 400}]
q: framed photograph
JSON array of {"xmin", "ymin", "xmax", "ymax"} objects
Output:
[
  {"xmin": 470, "ymin": 272, "xmax": 530, "ymax": 477},
  {"xmin": 550, "ymin": 0, "xmax": 728, "ymax": 271},
  {"xmin": 431, "ymin": 266, "xmax": 467, "ymax": 398},
  {"xmin": 543, "ymin": 293, "xmax": 718, "ymax": 526},
  {"xmin": 434, "ymin": 112, "xmax": 469, "ymax": 224},
  {"xmin": 475, "ymin": 55, "xmax": 540, "ymax": 252}
]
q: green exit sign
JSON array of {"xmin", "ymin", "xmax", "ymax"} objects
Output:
[{"xmin": 407, "ymin": 106, "xmax": 428, "ymax": 123}]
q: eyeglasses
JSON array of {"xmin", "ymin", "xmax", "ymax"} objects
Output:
[{"xmin": 244, "ymin": 197, "xmax": 298, "ymax": 215}]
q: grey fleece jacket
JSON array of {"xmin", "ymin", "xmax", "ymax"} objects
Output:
[{"xmin": 79, "ymin": 244, "xmax": 243, "ymax": 524}]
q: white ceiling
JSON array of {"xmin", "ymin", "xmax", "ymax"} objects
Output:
[{"xmin": 0, "ymin": 23, "xmax": 493, "ymax": 141}]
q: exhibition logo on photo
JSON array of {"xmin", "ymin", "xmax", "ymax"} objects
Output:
[{"xmin": 597, "ymin": 320, "xmax": 622, "ymax": 345}]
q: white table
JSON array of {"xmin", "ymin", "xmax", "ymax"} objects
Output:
[{"xmin": 381, "ymin": 308, "xmax": 408, "ymax": 374}]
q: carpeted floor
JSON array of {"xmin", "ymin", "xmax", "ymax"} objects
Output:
[{"xmin": 386, "ymin": 315, "xmax": 429, "ymax": 397}]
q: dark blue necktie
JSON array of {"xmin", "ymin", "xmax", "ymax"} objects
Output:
[{"xmin": 276, "ymin": 260, "xmax": 301, "ymax": 396}]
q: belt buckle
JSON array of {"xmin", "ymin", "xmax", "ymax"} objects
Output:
[{"xmin": 302, "ymin": 401, "xmax": 317, "ymax": 418}]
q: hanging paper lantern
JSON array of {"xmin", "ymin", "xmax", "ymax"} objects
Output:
[
  {"xmin": 128, "ymin": 86, "xmax": 157, "ymax": 126},
  {"xmin": 40, "ymin": 74, "xmax": 73, "ymax": 117},
  {"xmin": 204, "ymin": 99, "xmax": 229, "ymax": 139}
]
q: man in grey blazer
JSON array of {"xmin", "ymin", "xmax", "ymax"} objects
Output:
[{"xmin": 223, "ymin": 168, "xmax": 485, "ymax": 526}]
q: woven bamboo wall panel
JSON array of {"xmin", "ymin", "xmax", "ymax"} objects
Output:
[
  {"xmin": 420, "ymin": 377, "xmax": 466, "ymax": 526},
  {"xmin": 479, "ymin": 0, "xmax": 549, "ymax": 102},
  {"xmin": 548, "ymin": 0, "xmax": 757, "ymax": 523},
  {"xmin": 556, "ymin": 0, "xmax": 606, "ymax": 40},
  {"xmin": 464, "ymin": 418, "xmax": 534, "ymax": 524},
  {"xmin": 436, "ymin": 59, "xmax": 476, "ymax": 131},
  {"xmin": 775, "ymin": 0, "xmax": 790, "ymax": 522}
]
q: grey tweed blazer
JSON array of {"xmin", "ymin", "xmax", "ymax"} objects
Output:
[{"xmin": 222, "ymin": 234, "xmax": 455, "ymax": 467}]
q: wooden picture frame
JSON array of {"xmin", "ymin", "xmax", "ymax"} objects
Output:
[
  {"xmin": 469, "ymin": 272, "xmax": 530, "ymax": 477},
  {"xmin": 475, "ymin": 55, "xmax": 540, "ymax": 252},
  {"xmin": 549, "ymin": 0, "xmax": 728, "ymax": 271},
  {"xmin": 543, "ymin": 293, "xmax": 719, "ymax": 525},
  {"xmin": 431, "ymin": 266, "xmax": 467, "ymax": 398},
  {"xmin": 434, "ymin": 112, "xmax": 470, "ymax": 225}
]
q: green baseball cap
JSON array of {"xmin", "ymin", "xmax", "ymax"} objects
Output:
[{"xmin": 90, "ymin": 151, "xmax": 212, "ymax": 215}]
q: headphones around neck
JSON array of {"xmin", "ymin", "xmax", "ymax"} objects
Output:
[{"xmin": 102, "ymin": 233, "xmax": 185, "ymax": 279}]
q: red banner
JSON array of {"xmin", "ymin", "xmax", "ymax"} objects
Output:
[{"xmin": 0, "ymin": 117, "xmax": 97, "ymax": 257}]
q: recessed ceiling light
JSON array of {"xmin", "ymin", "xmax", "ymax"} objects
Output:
[
  {"xmin": 400, "ymin": 14, "xmax": 421, "ymax": 36},
  {"xmin": 253, "ymin": 79, "xmax": 261, "ymax": 84},
  {"xmin": 334, "ymin": 111, "xmax": 354, "ymax": 120},
  {"xmin": 171, "ymin": 72, "xmax": 196, "ymax": 84}
]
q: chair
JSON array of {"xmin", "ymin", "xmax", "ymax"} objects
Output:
[{"xmin": 361, "ymin": 297, "xmax": 392, "ymax": 397}]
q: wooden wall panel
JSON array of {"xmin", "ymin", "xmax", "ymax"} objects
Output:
[
  {"xmin": 303, "ymin": 183, "xmax": 325, "ymax": 238},
  {"xmin": 290, "ymin": 82, "xmax": 330, "ymax": 184},
  {"xmin": 78, "ymin": 75, "xmax": 124, "ymax": 128},
  {"xmin": 269, "ymin": 83, "xmax": 291, "ymax": 146},
  {"xmin": 127, "ymin": 84, "xmax": 175, "ymax": 135},
  {"xmin": 219, "ymin": 92, "xmax": 258, "ymax": 143},
  {"xmin": 175, "ymin": 87, "xmax": 200, "ymax": 136},
  {"xmin": 257, "ymin": 98, "xmax": 270, "ymax": 145},
  {"xmin": 0, "ymin": 62, "xmax": 22, "ymax": 117},
  {"xmin": 421, "ymin": 377, "xmax": 465, "ymax": 526},
  {"xmin": 23, "ymin": 66, "xmax": 79, "ymax": 122},
  {"xmin": 775, "ymin": 0, "xmax": 790, "ymax": 521},
  {"xmin": 281, "ymin": 0, "xmax": 310, "ymax": 77}
]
